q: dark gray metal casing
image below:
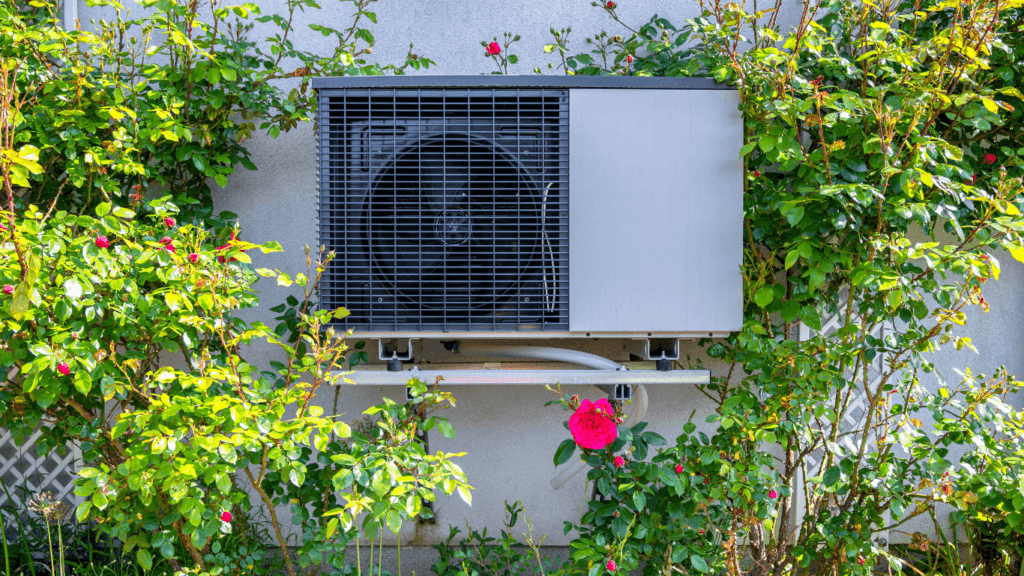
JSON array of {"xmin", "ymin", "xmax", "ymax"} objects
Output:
[{"xmin": 313, "ymin": 76, "xmax": 743, "ymax": 337}]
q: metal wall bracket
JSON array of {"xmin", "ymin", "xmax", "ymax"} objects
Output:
[
  {"xmin": 379, "ymin": 339, "xmax": 416, "ymax": 371},
  {"xmin": 614, "ymin": 384, "xmax": 632, "ymax": 400},
  {"xmin": 643, "ymin": 339, "xmax": 680, "ymax": 372}
]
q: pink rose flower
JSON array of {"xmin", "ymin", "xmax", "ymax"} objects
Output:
[
  {"xmin": 0, "ymin": 223, "xmax": 7, "ymax": 232},
  {"xmin": 95, "ymin": 236, "xmax": 110, "ymax": 248},
  {"xmin": 188, "ymin": 253, "xmax": 199, "ymax": 264},
  {"xmin": 606, "ymin": 559, "xmax": 616, "ymax": 572},
  {"xmin": 160, "ymin": 237, "xmax": 175, "ymax": 253},
  {"xmin": 2, "ymin": 284, "xmax": 13, "ymax": 295},
  {"xmin": 57, "ymin": 362, "xmax": 70, "ymax": 376},
  {"xmin": 164, "ymin": 217, "xmax": 176, "ymax": 228},
  {"xmin": 220, "ymin": 511, "xmax": 232, "ymax": 522},
  {"xmin": 675, "ymin": 464, "xmax": 684, "ymax": 474},
  {"xmin": 568, "ymin": 398, "xmax": 618, "ymax": 450},
  {"xmin": 486, "ymin": 42, "xmax": 501, "ymax": 56},
  {"xmin": 983, "ymin": 153, "xmax": 997, "ymax": 165},
  {"xmin": 613, "ymin": 456, "xmax": 625, "ymax": 468},
  {"xmin": 769, "ymin": 489, "xmax": 778, "ymax": 499}
]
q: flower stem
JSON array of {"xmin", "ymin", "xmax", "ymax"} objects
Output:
[
  {"xmin": 44, "ymin": 519, "xmax": 54, "ymax": 576},
  {"xmin": 57, "ymin": 521, "xmax": 65, "ymax": 576}
]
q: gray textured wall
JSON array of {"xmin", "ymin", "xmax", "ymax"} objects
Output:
[{"xmin": 73, "ymin": 0, "xmax": 1024, "ymax": 562}]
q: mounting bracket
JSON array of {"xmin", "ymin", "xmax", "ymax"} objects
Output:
[
  {"xmin": 379, "ymin": 339, "xmax": 416, "ymax": 372},
  {"xmin": 643, "ymin": 338, "xmax": 680, "ymax": 372}
]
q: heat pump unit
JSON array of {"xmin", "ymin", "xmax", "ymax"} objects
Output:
[{"xmin": 313, "ymin": 76, "xmax": 742, "ymax": 339}]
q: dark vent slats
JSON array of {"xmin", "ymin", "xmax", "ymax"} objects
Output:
[{"xmin": 316, "ymin": 88, "xmax": 569, "ymax": 332}]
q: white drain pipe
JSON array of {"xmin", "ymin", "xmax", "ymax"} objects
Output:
[{"xmin": 454, "ymin": 343, "xmax": 649, "ymax": 490}]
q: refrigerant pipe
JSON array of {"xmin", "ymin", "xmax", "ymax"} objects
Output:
[{"xmin": 453, "ymin": 343, "xmax": 650, "ymax": 490}]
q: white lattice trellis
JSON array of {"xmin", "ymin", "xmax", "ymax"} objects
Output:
[
  {"xmin": 796, "ymin": 300, "xmax": 893, "ymax": 545},
  {"xmin": 0, "ymin": 428, "xmax": 82, "ymax": 518}
]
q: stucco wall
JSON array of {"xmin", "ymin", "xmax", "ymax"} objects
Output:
[{"xmin": 73, "ymin": 0, "xmax": 1024, "ymax": 562}]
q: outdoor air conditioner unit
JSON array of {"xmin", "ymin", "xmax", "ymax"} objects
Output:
[{"xmin": 313, "ymin": 76, "xmax": 743, "ymax": 340}]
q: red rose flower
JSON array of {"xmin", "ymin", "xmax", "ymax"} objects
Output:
[
  {"xmin": 486, "ymin": 42, "xmax": 501, "ymax": 56},
  {"xmin": 188, "ymin": 253, "xmax": 199, "ymax": 264},
  {"xmin": 606, "ymin": 559, "xmax": 616, "ymax": 572},
  {"xmin": 568, "ymin": 398, "xmax": 618, "ymax": 449},
  {"xmin": 606, "ymin": 1, "xmax": 616, "ymax": 8},
  {"xmin": 753, "ymin": 170, "xmax": 761, "ymax": 177},
  {"xmin": 625, "ymin": 54, "xmax": 633, "ymax": 64},
  {"xmin": 95, "ymin": 236, "xmax": 110, "ymax": 248},
  {"xmin": 2, "ymin": 284, "xmax": 12, "ymax": 295},
  {"xmin": 613, "ymin": 456, "xmax": 625, "ymax": 468},
  {"xmin": 220, "ymin": 511, "xmax": 232, "ymax": 522},
  {"xmin": 983, "ymin": 153, "xmax": 997, "ymax": 165},
  {"xmin": 856, "ymin": 556, "xmax": 865, "ymax": 566},
  {"xmin": 164, "ymin": 217, "xmax": 176, "ymax": 228},
  {"xmin": 57, "ymin": 362, "xmax": 70, "ymax": 376},
  {"xmin": 675, "ymin": 464, "xmax": 684, "ymax": 474}
]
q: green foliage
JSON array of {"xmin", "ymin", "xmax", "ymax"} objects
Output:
[
  {"xmin": 1, "ymin": 0, "xmax": 431, "ymax": 213},
  {"xmin": 431, "ymin": 501, "xmax": 565, "ymax": 576}
]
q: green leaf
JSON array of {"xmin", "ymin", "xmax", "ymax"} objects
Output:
[
  {"xmin": 457, "ymin": 485, "xmax": 472, "ymax": 507},
  {"xmin": 10, "ymin": 282, "xmax": 31, "ymax": 320},
  {"xmin": 823, "ymin": 466, "xmax": 841, "ymax": 488},
  {"xmin": 137, "ymin": 549, "xmax": 153, "ymax": 572},
  {"xmin": 780, "ymin": 300, "xmax": 800, "ymax": 322},
  {"xmin": 386, "ymin": 510, "xmax": 402, "ymax": 533},
  {"xmin": 754, "ymin": 286, "xmax": 774, "ymax": 308},
  {"xmin": 289, "ymin": 466, "xmax": 306, "ymax": 487},
  {"xmin": 73, "ymin": 370, "xmax": 92, "ymax": 395},
  {"xmin": 633, "ymin": 491, "xmax": 646, "ymax": 511},
  {"xmin": 640, "ymin": 431, "xmax": 666, "ymax": 446},
  {"xmin": 436, "ymin": 418, "xmax": 455, "ymax": 439},
  {"xmin": 64, "ymin": 277, "xmax": 83, "ymax": 301},
  {"xmin": 691, "ymin": 555, "xmax": 709, "ymax": 572},
  {"xmin": 76, "ymin": 501, "xmax": 92, "ymax": 522},
  {"xmin": 554, "ymin": 438, "xmax": 576, "ymax": 466}
]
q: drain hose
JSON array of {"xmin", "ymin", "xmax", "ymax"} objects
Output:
[{"xmin": 453, "ymin": 344, "xmax": 649, "ymax": 490}]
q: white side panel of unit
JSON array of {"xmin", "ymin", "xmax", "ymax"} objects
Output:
[{"xmin": 569, "ymin": 89, "xmax": 743, "ymax": 333}]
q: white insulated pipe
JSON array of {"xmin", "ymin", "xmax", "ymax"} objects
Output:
[{"xmin": 455, "ymin": 343, "xmax": 624, "ymax": 371}]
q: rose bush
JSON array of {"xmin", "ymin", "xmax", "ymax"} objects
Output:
[
  {"xmin": 3, "ymin": 0, "xmax": 432, "ymax": 216},
  {"xmin": 467, "ymin": 0, "xmax": 1024, "ymax": 574}
]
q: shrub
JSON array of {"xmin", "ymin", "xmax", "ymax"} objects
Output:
[
  {"xmin": 481, "ymin": 0, "xmax": 1024, "ymax": 574},
  {"xmin": 1, "ymin": 0, "xmax": 431, "ymax": 214}
]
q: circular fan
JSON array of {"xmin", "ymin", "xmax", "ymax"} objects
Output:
[{"xmin": 367, "ymin": 134, "xmax": 542, "ymax": 311}]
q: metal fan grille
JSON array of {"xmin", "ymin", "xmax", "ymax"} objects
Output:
[{"xmin": 317, "ymin": 88, "xmax": 569, "ymax": 332}]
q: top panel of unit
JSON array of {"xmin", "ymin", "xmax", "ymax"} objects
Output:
[{"xmin": 312, "ymin": 76, "xmax": 731, "ymax": 91}]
